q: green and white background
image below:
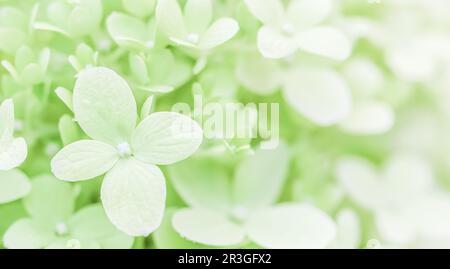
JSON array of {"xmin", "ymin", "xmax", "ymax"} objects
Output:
[{"xmin": 1, "ymin": 0, "xmax": 450, "ymax": 249}]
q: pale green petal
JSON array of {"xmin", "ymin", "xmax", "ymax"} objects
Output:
[
  {"xmin": 335, "ymin": 157, "xmax": 385, "ymax": 210},
  {"xmin": 236, "ymin": 54, "xmax": 282, "ymax": 95},
  {"xmin": 287, "ymin": 0, "xmax": 333, "ymax": 28},
  {"xmin": 132, "ymin": 112, "xmax": 203, "ymax": 165},
  {"xmin": 375, "ymin": 210, "xmax": 416, "ymax": 244},
  {"xmin": 283, "ymin": 68, "xmax": 352, "ymax": 126},
  {"xmin": 172, "ymin": 208, "xmax": 246, "ymax": 247},
  {"xmin": 340, "ymin": 101, "xmax": 395, "ymax": 135},
  {"xmin": 0, "ymin": 138, "xmax": 28, "ymax": 171},
  {"xmin": 0, "ymin": 99, "xmax": 14, "ymax": 143},
  {"xmin": 73, "ymin": 67, "xmax": 137, "ymax": 145},
  {"xmin": 106, "ymin": 12, "xmax": 150, "ymax": 49},
  {"xmin": 55, "ymin": 87, "xmax": 73, "ymax": 112},
  {"xmin": 244, "ymin": 0, "xmax": 284, "ymax": 26},
  {"xmin": 184, "ymin": 0, "xmax": 212, "ymax": 34},
  {"xmin": 233, "ymin": 142, "xmax": 290, "ymax": 211},
  {"xmin": 67, "ymin": 0, "xmax": 102, "ymax": 37},
  {"xmin": 198, "ymin": 18, "xmax": 239, "ymax": 50},
  {"xmin": 257, "ymin": 26, "xmax": 298, "ymax": 59},
  {"xmin": 0, "ymin": 169, "xmax": 31, "ymax": 204},
  {"xmin": 0, "ymin": 28, "xmax": 26, "ymax": 55},
  {"xmin": 45, "ymin": 238, "xmax": 101, "ymax": 249},
  {"xmin": 156, "ymin": 0, "xmax": 187, "ymax": 39},
  {"xmin": 246, "ymin": 203, "xmax": 336, "ymax": 249},
  {"xmin": 68, "ymin": 204, "xmax": 134, "ymax": 249},
  {"xmin": 154, "ymin": 208, "xmax": 206, "ymax": 249},
  {"xmin": 296, "ymin": 26, "xmax": 352, "ymax": 61},
  {"xmin": 101, "ymin": 158, "xmax": 166, "ymax": 236},
  {"xmin": 51, "ymin": 140, "xmax": 119, "ymax": 182},
  {"xmin": 330, "ymin": 209, "xmax": 361, "ymax": 249},
  {"xmin": 122, "ymin": 0, "xmax": 156, "ymax": 18},
  {"xmin": 168, "ymin": 158, "xmax": 232, "ymax": 211},
  {"xmin": 24, "ymin": 175, "xmax": 76, "ymax": 226},
  {"xmin": 3, "ymin": 219, "xmax": 55, "ymax": 249}
]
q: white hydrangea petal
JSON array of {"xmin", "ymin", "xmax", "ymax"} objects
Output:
[
  {"xmin": 330, "ymin": 209, "xmax": 361, "ymax": 249},
  {"xmin": 156, "ymin": 0, "xmax": 187, "ymax": 40},
  {"xmin": 412, "ymin": 195, "xmax": 450, "ymax": 241},
  {"xmin": 168, "ymin": 158, "xmax": 232, "ymax": 211},
  {"xmin": 287, "ymin": 0, "xmax": 332, "ymax": 28},
  {"xmin": 257, "ymin": 26, "xmax": 298, "ymax": 59},
  {"xmin": 0, "ymin": 99, "xmax": 14, "ymax": 143},
  {"xmin": 132, "ymin": 112, "xmax": 203, "ymax": 165},
  {"xmin": 244, "ymin": 0, "xmax": 284, "ymax": 26},
  {"xmin": 0, "ymin": 169, "xmax": 31, "ymax": 204},
  {"xmin": 335, "ymin": 157, "xmax": 385, "ymax": 210},
  {"xmin": 68, "ymin": 204, "xmax": 134, "ymax": 249},
  {"xmin": 0, "ymin": 138, "xmax": 28, "ymax": 171},
  {"xmin": 0, "ymin": 28, "xmax": 26, "ymax": 55},
  {"xmin": 235, "ymin": 54, "xmax": 282, "ymax": 95},
  {"xmin": 198, "ymin": 18, "xmax": 239, "ymax": 50},
  {"xmin": 184, "ymin": 0, "xmax": 212, "ymax": 34},
  {"xmin": 106, "ymin": 12, "xmax": 150, "ymax": 49},
  {"xmin": 233, "ymin": 142, "xmax": 290, "ymax": 211},
  {"xmin": 122, "ymin": 0, "xmax": 156, "ymax": 18},
  {"xmin": 283, "ymin": 68, "xmax": 352, "ymax": 126},
  {"xmin": 24, "ymin": 175, "xmax": 77, "ymax": 226},
  {"xmin": 340, "ymin": 101, "xmax": 395, "ymax": 135},
  {"xmin": 73, "ymin": 67, "xmax": 137, "ymax": 145},
  {"xmin": 296, "ymin": 27, "xmax": 352, "ymax": 61},
  {"xmin": 172, "ymin": 208, "xmax": 246, "ymax": 247},
  {"xmin": 246, "ymin": 203, "xmax": 336, "ymax": 249},
  {"xmin": 101, "ymin": 158, "xmax": 166, "ymax": 236},
  {"xmin": 3, "ymin": 219, "xmax": 55, "ymax": 249},
  {"xmin": 375, "ymin": 210, "xmax": 416, "ymax": 245},
  {"xmin": 51, "ymin": 140, "xmax": 119, "ymax": 182}
]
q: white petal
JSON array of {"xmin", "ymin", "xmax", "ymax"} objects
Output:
[
  {"xmin": 3, "ymin": 219, "xmax": 55, "ymax": 249},
  {"xmin": 184, "ymin": 0, "xmax": 212, "ymax": 34},
  {"xmin": 73, "ymin": 67, "xmax": 137, "ymax": 145},
  {"xmin": 51, "ymin": 140, "xmax": 119, "ymax": 182},
  {"xmin": 0, "ymin": 169, "xmax": 31, "ymax": 204},
  {"xmin": 156, "ymin": 0, "xmax": 187, "ymax": 40},
  {"xmin": 233, "ymin": 142, "xmax": 290, "ymax": 210},
  {"xmin": 172, "ymin": 208, "xmax": 246, "ymax": 246},
  {"xmin": 283, "ymin": 68, "xmax": 352, "ymax": 126},
  {"xmin": 198, "ymin": 18, "xmax": 239, "ymax": 50},
  {"xmin": 340, "ymin": 101, "xmax": 395, "ymax": 135},
  {"xmin": 296, "ymin": 27, "xmax": 352, "ymax": 61},
  {"xmin": 244, "ymin": 0, "xmax": 284, "ymax": 26},
  {"xmin": 287, "ymin": 0, "xmax": 332, "ymax": 28},
  {"xmin": 335, "ymin": 157, "xmax": 385, "ymax": 210},
  {"xmin": 375, "ymin": 210, "xmax": 416, "ymax": 245},
  {"xmin": 246, "ymin": 203, "xmax": 336, "ymax": 249},
  {"xmin": 0, "ymin": 99, "xmax": 14, "ymax": 143},
  {"xmin": 101, "ymin": 158, "xmax": 166, "ymax": 236},
  {"xmin": 257, "ymin": 26, "xmax": 298, "ymax": 59},
  {"xmin": 330, "ymin": 209, "xmax": 360, "ymax": 249},
  {"xmin": 0, "ymin": 138, "xmax": 28, "ymax": 171},
  {"xmin": 132, "ymin": 112, "xmax": 203, "ymax": 165}
]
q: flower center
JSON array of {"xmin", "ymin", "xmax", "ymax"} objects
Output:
[
  {"xmin": 66, "ymin": 239, "xmax": 81, "ymax": 249},
  {"xmin": 282, "ymin": 23, "xmax": 296, "ymax": 36},
  {"xmin": 117, "ymin": 142, "xmax": 132, "ymax": 158},
  {"xmin": 186, "ymin": 33, "xmax": 200, "ymax": 44},
  {"xmin": 145, "ymin": 40, "xmax": 155, "ymax": 49},
  {"xmin": 55, "ymin": 222, "xmax": 69, "ymax": 236},
  {"xmin": 230, "ymin": 205, "xmax": 249, "ymax": 223}
]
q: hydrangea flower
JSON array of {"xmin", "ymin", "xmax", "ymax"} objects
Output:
[
  {"xmin": 168, "ymin": 143, "xmax": 337, "ymax": 248},
  {"xmin": 3, "ymin": 175, "xmax": 133, "ymax": 249},
  {"xmin": 1, "ymin": 46, "xmax": 50, "ymax": 87},
  {"xmin": 336, "ymin": 154, "xmax": 450, "ymax": 247},
  {"xmin": 33, "ymin": 0, "xmax": 103, "ymax": 37},
  {"xmin": 244, "ymin": 0, "xmax": 352, "ymax": 59},
  {"xmin": 156, "ymin": 0, "xmax": 240, "ymax": 51},
  {"xmin": 50, "ymin": 67, "xmax": 203, "ymax": 236},
  {"xmin": 0, "ymin": 99, "xmax": 27, "ymax": 171},
  {"xmin": 0, "ymin": 6, "xmax": 28, "ymax": 55}
]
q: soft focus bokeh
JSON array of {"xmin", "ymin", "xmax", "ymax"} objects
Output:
[{"xmin": 1, "ymin": 0, "xmax": 450, "ymax": 249}]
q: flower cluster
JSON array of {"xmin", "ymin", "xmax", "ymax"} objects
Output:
[{"xmin": 1, "ymin": 0, "xmax": 450, "ymax": 249}]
